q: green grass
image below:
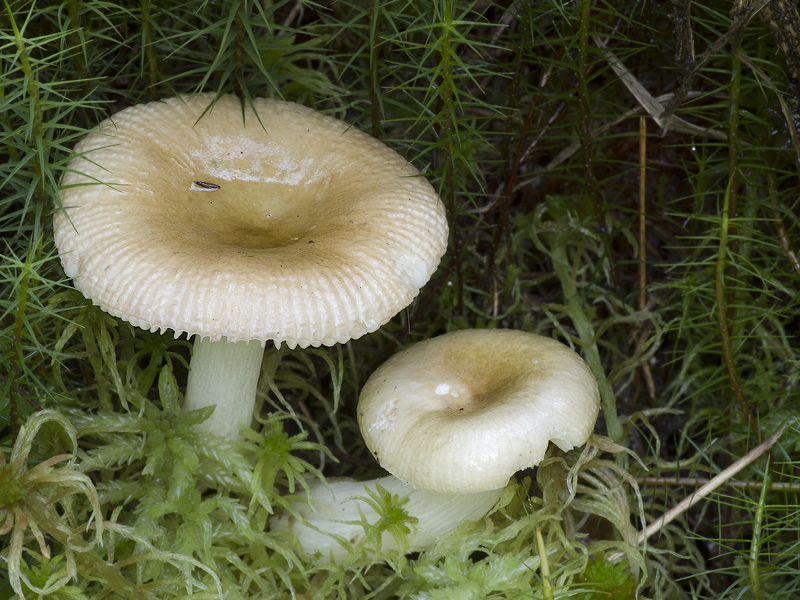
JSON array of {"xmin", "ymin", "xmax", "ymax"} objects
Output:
[{"xmin": 2, "ymin": 0, "xmax": 800, "ymax": 598}]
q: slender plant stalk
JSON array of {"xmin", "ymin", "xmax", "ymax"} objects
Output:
[
  {"xmin": 6, "ymin": 0, "xmax": 48, "ymax": 239},
  {"xmin": 638, "ymin": 117, "xmax": 647, "ymax": 312},
  {"xmin": 635, "ymin": 476, "xmax": 800, "ymax": 493},
  {"xmin": 369, "ymin": 0, "xmax": 382, "ymax": 138},
  {"xmin": 6, "ymin": 242, "xmax": 37, "ymax": 439},
  {"xmin": 576, "ymin": 0, "xmax": 599, "ymax": 225},
  {"xmin": 437, "ymin": 0, "xmax": 463, "ymax": 315},
  {"xmin": 1, "ymin": 59, "xmax": 19, "ymax": 163},
  {"xmin": 140, "ymin": 0, "xmax": 159, "ymax": 94},
  {"xmin": 748, "ymin": 458, "xmax": 770, "ymax": 600},
  {"xmin": 535, "ymin": 526, "xmax": 554, "ymax": 600},
  {"xmin": 549, "ymin": 241, "xmax": 623, "ymax": 442},
  {"xmin": 633, "ymin": 116, "xmax": 656, "ymax": 404},
  {"xmin": 67, "ymin": 0, "xmax": 90, "ymax": 95},
  {"xmin": 716, "ymin": 55, "xmax": 754, "ymax": 431}
]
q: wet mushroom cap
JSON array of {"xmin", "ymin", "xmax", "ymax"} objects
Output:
[
  {"xmin": 357, "ymin": 329, "xmax": 600, "ymax": 494},
  {"xmin": 54, "ymin": 94, "xmax": 448, "ymax": 348}
]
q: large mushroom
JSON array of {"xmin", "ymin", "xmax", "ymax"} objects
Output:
[
  {"xmin": 54, "ymin": 94, "xmax": 448, "ymax": 439},
  {"xmin": 273, "ymin": 328, "xmax": 600, "ymax": 560}
]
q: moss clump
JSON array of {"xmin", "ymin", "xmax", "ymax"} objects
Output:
[
  {"xmin": 574, "ymin": 554, "xmax": 638, "ymax": 600},
  {"xmin": 0, "ymin": 464, "xmax": 24, "ymax": 510}
]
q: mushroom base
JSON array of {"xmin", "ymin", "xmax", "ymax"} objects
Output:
[{"xmin": 270, "ymin": 475, "xmax": 504, "ymax": 562}]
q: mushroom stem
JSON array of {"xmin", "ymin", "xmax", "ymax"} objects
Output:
[
  {"xmin": 270, "ymin": 475, "xmax": 503, "ymax": 562},
  {"xmin": 183, "ymin": 336, "xmax": 265, "ymax": 439}
]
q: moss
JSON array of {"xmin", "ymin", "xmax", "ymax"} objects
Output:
[
  {"xmin": 0, "ymin": 465, "xmax": 24, "ymax": 509},
  {"xmin": 573, "ymin": 554, "xmax": 638, "ymax": 600}
]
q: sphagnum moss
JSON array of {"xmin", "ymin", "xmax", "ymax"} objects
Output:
[{"xmin": 0, "ymin": 411, "xmax": 107, "ymax": 598}]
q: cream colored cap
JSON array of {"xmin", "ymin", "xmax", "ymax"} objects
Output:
[
  {"xmin": 54, "ymin": 94, "xmax": 448, "ymax": 348},
  {"xmin": 357, "ymin": 329, "xmax": 600, "ymax": 494}
]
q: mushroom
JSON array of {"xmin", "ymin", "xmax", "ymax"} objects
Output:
[
  {"xmin": 54, "ymin": 94, "xmax": 448, "ymax": 439},
  {"xmin": 273, "ymin": 328, "xmax": 600, "ymax": 560}
]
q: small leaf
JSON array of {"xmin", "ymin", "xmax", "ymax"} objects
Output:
[{"xmin": 158, "ymin": 365, "xmax": 180, "ymax": 413}]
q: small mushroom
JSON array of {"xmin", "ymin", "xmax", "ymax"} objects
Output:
[
  {"xmin": 54, "ymin": 94, "xmax": 448, "ymax": 439},
  {"xmin": 359, "ymin": 328, "xmax": 601, "ymax": 493},
  {"xmin": 274, "ymin": 328, "xmax": 600, "ymax": 560}
]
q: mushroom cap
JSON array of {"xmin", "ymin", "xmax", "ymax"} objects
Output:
[
  {"xmin": 357, "ymin": 329, "xmax": 600, "ymax": 494},
  {"xmin": 54, "ymin": 94, "xmax": 448, "ymax": 348}
]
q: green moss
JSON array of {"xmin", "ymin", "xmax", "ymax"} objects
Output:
[
  {"xmin": 0, "ymin": 464, "xmax": 23, "ymax": 508},
  {"xmin": 9, "ymin": 556, "xmax": 90, "ymax": 600},
  {"xmin": 574, "ymin": 554, "xmax": 638, "ymax": 600}
]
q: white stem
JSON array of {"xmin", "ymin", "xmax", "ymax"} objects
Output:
[
  {"xmin": 183, "ymin": 336, "xmax": 265, "ymax": 439},
  {"xmin": 270, "ymin": 475, "xmax": 504, "ymax": 562}
]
